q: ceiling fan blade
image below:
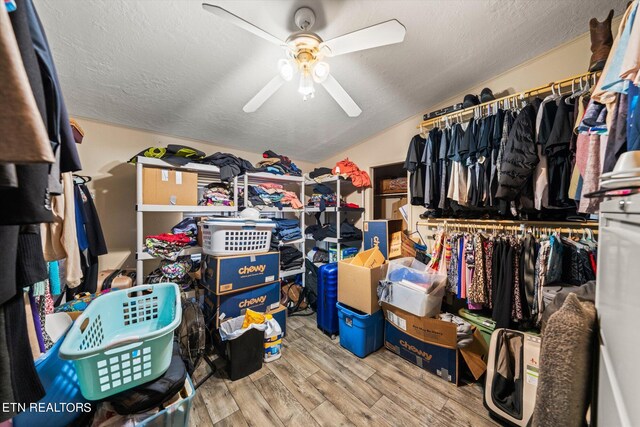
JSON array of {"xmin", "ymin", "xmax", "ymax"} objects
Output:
[
  {"xmin": 320, "ymin": 19, "xmax": 406, "ymax": 57},
  {"xmin": 321, "ymin": 74, "xmax": 362, "ymax": 117},
  {"xmin": 202, "ymin": 3, "xmax": 284, "ymax": 46},
  {"xmin": 243, "ymin": 75, "xmax": 285, "ymax": 113}
]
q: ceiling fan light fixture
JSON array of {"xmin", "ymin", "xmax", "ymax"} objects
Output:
[
  {"xmin": 278, "ymin": 59, "xmax": 294, "ymax": 82},
  {"xmin": 312, "ymin": 62, "xmax": 330, "ymax": 83},
  {"xmin": 298, "ymin": 71, "xmax": 315, "ymax": 100}
]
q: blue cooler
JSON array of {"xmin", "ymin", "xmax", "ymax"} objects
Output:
[{"xmin": 336, "ymin": 302, "xmax": 384, "ymax": 357}]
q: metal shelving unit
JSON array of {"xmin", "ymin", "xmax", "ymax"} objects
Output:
[
  {"xmin": 241, "ymin": 172, "xmax": 306, "ymax": 286},
  {"xmin": 135, "ymin": 156, "xmax": 238, "ymax": 285},
  {"xmin": 304, "ymin": 176, "xmax": 365, "ymax": 261}
]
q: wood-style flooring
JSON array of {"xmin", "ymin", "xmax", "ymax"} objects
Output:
[{"xmin": 189, "ymin": 314, "xmax": 500, "ymax": 427}]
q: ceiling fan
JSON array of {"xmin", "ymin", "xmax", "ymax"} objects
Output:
[{"xmin": 202, "ymin": 3, "xmax": 406, "ymax": 117}]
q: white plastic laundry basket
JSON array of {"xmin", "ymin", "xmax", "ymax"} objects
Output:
[{"xmin": 201, "ymin": 218, "xmax": 275, "ymax": 256}]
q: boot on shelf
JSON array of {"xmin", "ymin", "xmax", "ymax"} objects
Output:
[{"xmin": 589, "ymin": 9, "xmax": 614, "ymax": 72}]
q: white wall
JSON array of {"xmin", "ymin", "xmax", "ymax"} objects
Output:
[{"xmin": 74, "ymin": 118, "xmax": 314, "ymax": 270}]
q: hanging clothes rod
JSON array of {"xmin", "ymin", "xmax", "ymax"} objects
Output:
[
  {"xmin": 417, "ymin": 70, "xmax": 601, "ymax": 130},
  {"xmin": 417, "ymin": 219, "xmax": 599, "ymax": 234}
]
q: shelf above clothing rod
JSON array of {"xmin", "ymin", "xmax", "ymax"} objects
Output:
[{"xmin": 417, "ymin": 70, "xmax": 601, "ymax": 130}]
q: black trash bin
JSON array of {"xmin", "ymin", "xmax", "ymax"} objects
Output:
[{"xmin": 223, "ymin": 327, "xmax": 264, "ymax": 381}]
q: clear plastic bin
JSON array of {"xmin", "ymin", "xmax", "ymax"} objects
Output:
[{"xmin": 386, "ymin": 257, "xmax": 446, "ymax": 290}]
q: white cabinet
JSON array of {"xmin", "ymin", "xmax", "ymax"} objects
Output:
[{"xmin": 596, "ymin": 194, "xmax": 640, "ymax": 427}]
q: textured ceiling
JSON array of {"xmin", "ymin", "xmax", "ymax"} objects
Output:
[{"xmin": 35, "ymin": 0, "xmax": 625, "ymax": 162}]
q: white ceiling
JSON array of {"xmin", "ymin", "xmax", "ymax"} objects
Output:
[{"xmin": 36, "ymin": 0, "xmax": 626, "ymax": 162}]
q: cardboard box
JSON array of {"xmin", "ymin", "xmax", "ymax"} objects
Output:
[
  {"xmin": 338, "ymin": 248, "xmax": 386, "ymax": 314},
  {"xmin": 363, "ymin": 220, "xmax": 404, "ymax": 259},
  {"xmin": 382, "ymin": 303, "xmax": 487, "ymax": 385},
  {"xmin": 267, "ymin": 304, "xmax": 287, "ymax": 337},
  {"xmin": 203, "ymin": 281, "xmax": 281, "ymax": 328},
  {"xmin": 201, "ymin": 252, "xmax": 279, "ymax": 295},
  {"xmin": 142, "ymin": 167, "xmax": 197, "ymax": 205},
  {"xmin": 392, "ymin": 197, "xmax": 408, "ymax": 228},
  {"xmin": 384, "ymin": 319, "xmax": 460, "ymax": 383}
]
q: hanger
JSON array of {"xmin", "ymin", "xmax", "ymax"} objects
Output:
[{"xmin": 73, "ymin": 174, "xmax": 92, "ymax": 184}]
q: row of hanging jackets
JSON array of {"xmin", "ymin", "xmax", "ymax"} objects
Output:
[
  {"xmin": 428, "ymin": 229, "xmax": 597, "ymax": 330},
  {"xmin": 405, "ymin": 94, "xmax": 600, "ymax": 215}
]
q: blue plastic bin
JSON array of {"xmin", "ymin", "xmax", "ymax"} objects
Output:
[
  {"xmin": 317, "ymin": 263, "xmax": 339, "ymax": 337},
  {"xmin": 336, "ymin": 302, "xmax": 384, "ymax": 358},
  {"xmin": 14, "ymin": 332, "xmax": 88, "ymax": 427}
]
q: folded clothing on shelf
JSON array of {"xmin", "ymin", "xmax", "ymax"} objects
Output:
[
  {"xmin": 255, "ymin": 150, "xmax": 302, "ymax": 176},
  {"xmin": 306, "ymin": 247, "xmax": 329, "ymax": 263},
  {"xmin": 171, "ymin": 218, "xmax": 198, "ymax": 243},
  {"xmin": 270, "ymin": 218, "xmax": 303, "ymax": 250},
  {"xmin": 280, "ymin": 246, "xmax": 304, "ymax": 271},
  {"xmin": 200, "ymin": 183, "xmax": 233, "ymax": 206},
  {"xmin": 144, "ymin": 232, "xmax": 194, "ymax": 260},
  {"xmin": 146, "ymin": 256, "xmax": 199, "ymax": 289},
  {"xmin": 241, "ymin": 183, "xmax": 303, "ymax": 209},
  {"xmin": 304, "ymin": 221, "xmax": 362, "ymax": 241}
]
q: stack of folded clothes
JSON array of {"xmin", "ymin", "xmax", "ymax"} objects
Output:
[
  {"xmin": 306, "ymin": 183, "xmax": 361, "ymax": 211},
  {"xmin": 271, "ymin": 218, "xmax": 303, "ymax": 248},
  {"xmin": 305, "ymin": 220, "xmax": 362, "ymax": 241},
  {"xmin": 171, "ymin": 218, "xmax": 198, "ymax": 245},
  {"xmin": 241, "ymin": 183, "xmax": 303, "ymax": 209},
  {"xmin": 255, "ymin": 150, "xmax": 302, "ymax": 176},
  {"xmin": 306, "ymin": 167, "xmax": 334, "ymax": 182},
  {"xmin": 279, "ymin": 246, "xmax": 304, "ymax": 271},
  {"xmin": 306, "ymin": 247, "xmax": 329, "ymax": 263},
  {"xmin": 144, "ymin": 219, "xmax": 198, "ymax": 260},
  {"xmin": 144, "ymin": 233, "xmax": 194, "ymax": 260},
  {"xmin": 146, "ymin": 256, "xmax": 199, "ymax": 290},
  {"xmin": 199, "ymin": 183, "xmax": 233, "ymax": 206}
]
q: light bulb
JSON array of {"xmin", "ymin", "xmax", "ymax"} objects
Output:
[
  {"xmin": 298, "ymin": 72, "xmax": 315, "ymax": 99},
  {"xmin": 312, "ymin": 62, "xmax": 330, "ymax": 83},
  {"xmin": 278, "ymin": 59, "xmax": 294, "ymax": 82}
]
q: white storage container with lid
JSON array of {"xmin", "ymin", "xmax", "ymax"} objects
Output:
[{"xmin": 201, "ymin": 217, "xmax": 275, "ymax": 256}]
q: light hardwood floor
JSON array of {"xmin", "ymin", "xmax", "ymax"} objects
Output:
[{"xmin": 189, "ymin": 314, "xmax": 500, "ymax": 427}]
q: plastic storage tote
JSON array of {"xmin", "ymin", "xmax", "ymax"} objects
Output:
[
  {"xmin": 138, "ymin": 374, "xmax": 195, "ymax": 427},
  {"xmin": 336, "ymin": 302, "xmax": 384, "ymax": 358},
  {"xmin": 386, "ymin": 257, "xmax": 446, "ymax": 290},
  {"xmin": 14, "ymin": 332, "xmax": 88, "ymax": 427},
  {"xmin": 59, "ymin": 284, "xmax": 182, "ymax": 400},
  {"xmin": 381, "ymin": 279, "xmax": 446, "ymax": 317},
  {"xmin": 317, "ymin": 262, "xmax": 339, "ymax": 337},
  {"xmin": 201, "ymin": 218, "xmax": 275, "ymax": 256}
]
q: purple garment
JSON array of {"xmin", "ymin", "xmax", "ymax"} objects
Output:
[
  {"xmin": 457, "ymin": 238, "xmax": 464, "ymax": 298},
  {"xmin": 28, "ymin": 290, "xmax": 45, "ymax": 353}
]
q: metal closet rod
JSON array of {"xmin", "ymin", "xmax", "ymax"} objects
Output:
[
  {"xmin": 416, "ymin": 218, "xmax": 599, "ymax": 235},
  {"xmin": 417, "ymin": 70, "xmax": 602, "ymax": 130}
]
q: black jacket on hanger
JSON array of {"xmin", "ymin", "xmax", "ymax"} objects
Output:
[
  {"xmin": 405, "ymin": 134, "xmax": 426, "ymax": 205},
  {"xmin": 495, "ymin": 103, "xmax": 539, "ymax": 202}
]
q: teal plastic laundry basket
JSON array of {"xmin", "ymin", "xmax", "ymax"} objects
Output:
[{"xmin": 59, "ymin": 284, "xmax": 182, "ymax": 400}]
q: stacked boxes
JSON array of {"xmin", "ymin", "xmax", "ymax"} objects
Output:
[{"xmin": 200, "ymin": 252, "xmax": 286, "ymax": 334}]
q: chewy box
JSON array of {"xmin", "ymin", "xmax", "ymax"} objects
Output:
[
  {"xmin": 201, "ymin": 252, "xmax": 279, "ymax": 294},
  {"xmin": 382, "ymin": 303, "xmax": 487, "ymax": 385},
  {"xmin": 363, "ymin": 220, "xmax": 404, "ymax": 259},
  {"xmin": 267, "ymin": 304, "xmax": 287, "ymax": 338},
  {"xmin": 204, "ymin": 281, "xmax": 281, "ymax": 328}
]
